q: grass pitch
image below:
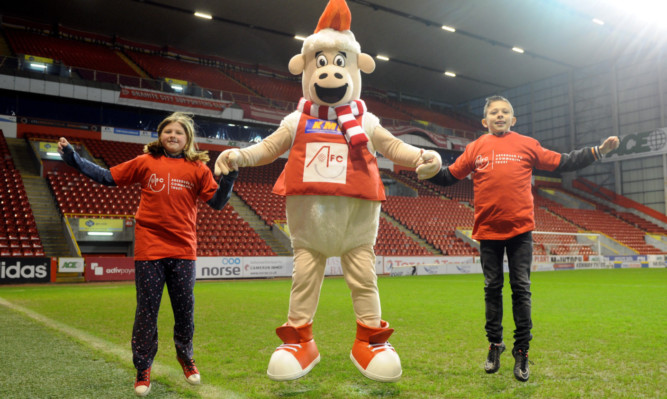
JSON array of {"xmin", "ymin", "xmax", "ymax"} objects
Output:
[{"xmin": 0, "ymin": 268, "xmax": 665, "ymax": 398}]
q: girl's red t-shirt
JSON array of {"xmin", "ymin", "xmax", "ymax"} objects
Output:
[{"xmin": 111, "ymin": 154, "xmax": 218, "ymax": 260}]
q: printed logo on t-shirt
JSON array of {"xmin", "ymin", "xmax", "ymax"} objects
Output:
[
  {"xmin": 303, "ymin": 142, "xmax": 348, "ymax": 184},
  {"xmin": 146, "ymin": 173, "xmax": 195, "ymax": 193},
  {"xmin": 475, "ymin": 155, "xmax": 490, "ymax": 171},
  {"xmin": 147, "ymin": 173, "xmax": 166, "ymax": 192}
]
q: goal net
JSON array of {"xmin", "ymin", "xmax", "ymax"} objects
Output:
[{"xmin": 532, "ymin": 231, "xmax": 602, "ymax": 257}]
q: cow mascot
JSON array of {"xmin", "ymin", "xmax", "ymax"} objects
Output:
[{"xmin": 215, "ymin": 0, "xmax": 442, "ymax": 382}]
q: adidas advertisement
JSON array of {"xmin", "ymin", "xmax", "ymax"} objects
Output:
[{"xmin": 0, "ymin": 257, "xmax": 51, "ymax": 284}]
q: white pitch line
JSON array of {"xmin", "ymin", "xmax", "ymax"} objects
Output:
[{"xmin": 0, "ymin": 296, "xmax": 243, "ymax": 399}]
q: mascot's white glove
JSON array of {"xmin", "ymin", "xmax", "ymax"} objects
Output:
[
  {"xmin": 416, "ymin": 150, "xmax": 442, "ymax": 180},
  {"xmin": 214, "ymin": 149, "xmax": 243, "ymax": 176}
]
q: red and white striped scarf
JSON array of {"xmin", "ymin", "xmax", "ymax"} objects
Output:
[{"xmin": 297, "ymin": 97, "xmax": 368, "ymax": 146}]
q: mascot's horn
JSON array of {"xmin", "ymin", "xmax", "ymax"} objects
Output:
[{"xmin": 315, "ymin": 0, "xmax": 352, "ymax": 33}]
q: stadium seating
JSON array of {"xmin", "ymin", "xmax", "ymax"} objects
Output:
[
  {"xmin": 382, "ymin": 196, "xmax": 478, "ymax": 256},
  {"xmin": 0, "ymin": 131, "xmax": 44, "ymax": 256},
  {"xmin": 5, "ymin": 27, "xmax": 141, "ymax": 86},
  {"xmin": 125, "ymin": 50, "xmax": 256, "ymax": 97},
  {"xmin": 226, "ymin": 69, "xmax": 302, "ymax": 103}
]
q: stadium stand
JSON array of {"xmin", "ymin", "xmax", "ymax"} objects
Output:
[
  {"xmin": 5, "ymin": 27, "xmax": 142, "ymax": 86},
  {"xmin": 382, "ymin": 196, "xmax": 478, "ymax": 256},
  {"xmin": 2, "ymin": 17, "xmax": 665, "ymax": 260},
  {"xmin": 125, "ymin": 50, "xmax": 256, "ymax": 97},
  {"xmin": 0, "ymin": 131, "xmax": 44, "ymax": 256}
]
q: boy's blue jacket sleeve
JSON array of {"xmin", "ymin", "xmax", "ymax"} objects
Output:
[
  {"xmin": 207, "ymin": 170, "xmax": 238, "ymax": 210},
  {"xmin": 60, "ymin": 144, "xmax": 116, "ymax": 186}
]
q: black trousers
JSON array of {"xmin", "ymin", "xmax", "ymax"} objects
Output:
[
  {"xmin": 479, "ymin": 231, "xmax": 533, "ymax": 350},
  {"xmin": 132, "ymin": 258, "xmax": 196, "ymax": 370}
]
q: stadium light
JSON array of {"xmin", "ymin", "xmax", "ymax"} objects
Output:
[
  {"xmin": 601, "ymin": 0, "xmax": 667, "ymax": 28},
  {"xmin": 444, "ymin": 71, "xmax": 456, "ymax": 77},
  {"xmin": 441, "ymin": 25, "xmax": 456, "ymax": 33},
  {"xmin": 194, "ymin": 12, "xmax": 212, "ymax": 20},
  {"xmin": 592, "ymin": 18, "xmax": 605, "ymax": 25},
  {"xmin": 294, "ymin": 35, "xmax": 307, "ymax": 41},
  {"xmin": 376, "ymin": 55, "xmax": 389, "ymax": 61},
  {"xmin": 512, "ymin": 47, "xmax": 525, "ymax": 54}
]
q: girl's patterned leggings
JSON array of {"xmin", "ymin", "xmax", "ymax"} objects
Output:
[{"xmin": 131, "ymin": 258, "xmax": 196, "ymax": 370}]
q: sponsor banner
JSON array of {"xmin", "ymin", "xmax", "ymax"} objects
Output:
[
  {"xmin": 608, "ymin": 255, "xmax": 649, "ymax": 269},
  {"xmin": 101, "ymin": 126, "xmax": 156, "ymax": 140},
  {"xmin": 79, "ymin": 218, "xmax": 124, "ymax": 232},
  {"xmin": 196, "ymin": 257, "xmax": 293, "ymax": 279},
  {"xmin": 243, "ymin": 257, "xmax": 292, "ymax": 278},
  {"xmin": 85, "ymin": 257, "xmax": 135, "ymax": 282},
  {"xmin": 39, "ymin": 141, "xmax": 59, "ymax": 153},
  {"xmin": 574, "ymin": 262, "xmax": 599, "ymax": 269},
  {"xmin": 532, "ymin": 263, "xmax": 555, "ymax": 272},
  {"xmin": 119, "ymin": 87, "xmax": 231, "ymax": 112},
  {"xmin": 244, "ymin": 104, "xmax": 287, "ymax": 124},
  {"xmin": 25, "ymin": 54, "xmax": 54, "ymax": 64},
  {"xmin": 647, "ymin": 254, "xmax": 666, "ymax": 268},
  {"xmin": 59, "ymin": 257, "xmax": 84, "ymax": 273},
  {"xmin": 549, "ymin": 255, "xmax": 583, "ymax": 263},
  {"xmin": 384, "ymin": 256, "xmax": 482, "ymax": 276},
  {"xmin": 602, "ymin": 128, "xmax": 667, "ymax": 163},
  {"xmin": 197, "ymin": 257, "xmax": 243, "ymax": 279},
  {"xmin": 0, "ymin": 257, "xmax": 51, "ymax": 284},
  {"xmin": 324, "ymin": 257, "xmax": 383, "ymax": 276},
  {"xmin": 553, "ymin": 263, "xmax": 575, "ymax": 270}
]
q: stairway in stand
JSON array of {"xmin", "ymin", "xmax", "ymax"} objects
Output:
[
  {"xmin": 227, "ymin": 194, "xmax": 292, "ymax": 256},
  {"xmin": 7, "ymin": 138, "xmax": 82, "ymax": 282}
]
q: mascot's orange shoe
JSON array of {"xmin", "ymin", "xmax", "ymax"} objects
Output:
[
  {"xmin": 267, "ymin": 322, "xmax": 320, "ymax": 381},
  {"xmin": 350, "ymin": 320, "xmax": 402, "ymax": 382}
]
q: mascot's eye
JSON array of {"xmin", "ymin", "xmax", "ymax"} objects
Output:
[
  {"xmin": 333, "ymin": 54, "xmax": 346, "ymax": 67},
  {"xmin": 316, "ymin": 54, "xmax": 328, "ymax": 67}
]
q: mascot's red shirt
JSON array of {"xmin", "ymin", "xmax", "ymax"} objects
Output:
[
  {"xmin": 449, "ymin": 131, "xmax": 561, "ymax": 240},
  {"xmin": 111, "ymin": 154, "xmax": 218, "ymax": 260},
  {"xmin": 273, "ymin": 112, "xmax": 385, "ymax": 201}
]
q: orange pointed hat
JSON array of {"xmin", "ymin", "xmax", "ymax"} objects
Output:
[{"xmin": 302, "ymin": 0, "xmax": 361, "ymax": 54}]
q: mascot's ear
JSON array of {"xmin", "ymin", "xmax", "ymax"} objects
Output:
[
  {"xmin": 358, "ymin": 53, "xmax": 376, "ymax": 74},
  {"xmin": 289, "ymin": 54, "xmax": 305, "ymax": 75}
]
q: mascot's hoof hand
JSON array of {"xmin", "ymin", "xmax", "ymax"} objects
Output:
[
  {"xmin": 350, "ymin": 320, "xmax": 402, "ymax": 382},
  {"xmin": 267, "ymin": 340, "xmax": 320, "ymax": 381}
]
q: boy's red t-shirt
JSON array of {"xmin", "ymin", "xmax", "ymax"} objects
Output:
[
  {"xmin": 110, "ymin": 154, "xmax": 218, "ymax": 261},
  {"xmin": 448, "ymin": 131, "xmax": 561, "ymax": 241}
]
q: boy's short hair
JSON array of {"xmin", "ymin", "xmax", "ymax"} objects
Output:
[{"xmin": 483, "ymin": 95, "xmax": 514, "ymax": 117}]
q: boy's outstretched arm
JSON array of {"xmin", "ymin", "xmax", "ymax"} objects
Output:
[
  {"xmin": 206, "ymin": 170, "xmax": 238, "ymax": 210},
  {"xmin": 58, "ymin": 137, "xmax": 116, "ymax": 186},
  {"xmin": 555, "ymin": 136, "xmax": 619, "ymax": 172}
]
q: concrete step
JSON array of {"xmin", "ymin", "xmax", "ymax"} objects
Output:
[{"xmin": 228, "ymin": 195, "xmax": 292, "ymax": 256}]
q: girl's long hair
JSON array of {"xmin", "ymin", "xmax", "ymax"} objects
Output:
[{"xmin": 143, "ymin": 112, "xmax": 210, "ymax": 163}]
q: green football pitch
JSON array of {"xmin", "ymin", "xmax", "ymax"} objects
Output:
[{"xmin": 1, "ymin": 268, "xmax": 665, "ymax": 398}]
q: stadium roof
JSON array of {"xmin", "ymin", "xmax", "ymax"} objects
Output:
[{"xmin": 2, "ymin": 0, "xmax": 666, "ymax": 106}]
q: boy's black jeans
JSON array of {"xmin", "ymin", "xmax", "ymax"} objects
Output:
[{"xmin": 479, "ymin": 231, "xmax": 533, "ymax": 351}]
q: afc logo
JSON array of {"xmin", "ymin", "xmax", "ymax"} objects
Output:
[
  {"xmin": 147, "ymin": 173, "xmax": 166, "ymax": 192},
  {"xmin": 303, "ymin": 142, "xmax": 348, "ymax": 184},
  {"xmin": 475, "ymin": 155, "xmax": 490, "ymax": 171}
]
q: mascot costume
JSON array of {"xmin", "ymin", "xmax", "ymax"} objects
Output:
[{"xmin": 215, "ymin": 0, "xmax": 442, "ymax": 382}]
